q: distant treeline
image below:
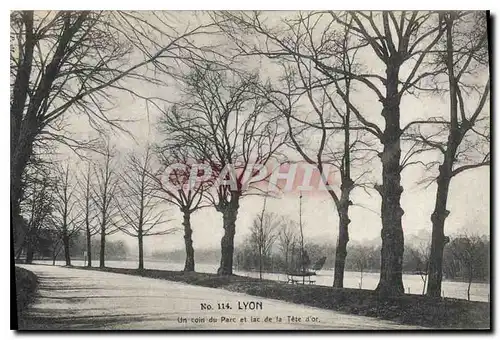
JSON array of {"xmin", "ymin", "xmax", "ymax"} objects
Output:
[
  {"xmin": 241, "ymin": 237, "xmax": 489, "ymax": 282},
  {"xmin": 25, "ymin": 222, "xmax": 489, "ymax": 284},
  {"xmin": 152, "ymin": 234, "xmax": 490, "ymax": 282},
  {"xmin": 19, "ymin": 228, "xmax": 129, "ymax": 263},
  {"xmin": 151, "ymin": 248, "xmax": 221, "ymax": 265}
]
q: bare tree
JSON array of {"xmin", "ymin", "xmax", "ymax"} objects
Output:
[
  {"xmin": 10, "ymin": 10, "xmax": 221, "ymax": 240},
  {"xmin": 414, "ymin": 12, "xmax": 490, "ymax": 298},
  {"xmin": 52, "ymin": 163, "xmax": 82, "ymax": 266},
  {"xmin": 17, "ymin": 166, "xmax": 55, "ymax": 264},
  {"xmin": 417, "ymin": 242, "xmax": 431, "ymax": 295},
  {"xmin": 250, "ymin": 197, "xmax": 279, "ymax": 279},
  {"xmin": 219, "ymin": 10, "xmax": 450, "ymax": 295},
  {"xmin": 117, "ymin": 146, "xmax": 176, "ymax": 270},
  {"xmin": 92, "ymin": 142, "xmax": 120, "ymax": 268},
  {"xmin": 77, "ymin": 161, "xmax": 100, "ymax": 267},
  {"xmin": 151, "ymin": 148, "xmax": 210, "ymax": 272},
  {"xmin": 448, "ymin": 233, "xmax": 487, "ymax": 301},
  {"xmin": 47, "ymin": 229, "xmax": 63, "ymax": 265},
  {"xmin": 348, "ymin": 245, "xmax": 373, "ymax": 289},
  {"xmin": 278, "ymin": 219, "xmax": 299, "ymax": 271},
  {"xmin": 158, "ymin": 63, "xmax": 286, "ymax": 275},
  {"xmin": 406, "ymin": 235, "xmax": 431, "ymax": 295},
  {"xmin": 256, "ymin": 21, "xmax": 376, "ymax": 287}
]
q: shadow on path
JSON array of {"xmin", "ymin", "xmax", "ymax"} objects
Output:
[{"xmin": 18, "ymin": 270, "xmax": 176, "ymax": 330}]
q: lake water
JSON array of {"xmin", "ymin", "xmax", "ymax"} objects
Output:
[{"xmin": 34, "ymin": 259, "xmax": 490, "ymax": 303}]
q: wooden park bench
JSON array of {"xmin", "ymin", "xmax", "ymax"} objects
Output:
[{"xmin": 286, "ymin": 271, "xmax": 316, "ymax": 285}]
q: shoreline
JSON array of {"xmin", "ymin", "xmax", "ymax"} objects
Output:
[{"xmin": 24, "ymin": 259, "xmax": 490, "ymax": 285}]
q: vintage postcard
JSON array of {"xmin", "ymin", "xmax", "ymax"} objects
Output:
[{"xmin": 12, "ymin": 10, "xmax": 490, "ymax": 330}]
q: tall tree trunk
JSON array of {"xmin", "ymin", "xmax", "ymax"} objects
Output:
[
  {"xmin": 63, "ymin": 232, "xmax": 71, "ymax": 266},
  {"xmin": 11, "ymin": 122, "xmax": 37, "ymax": 243},
  {"xmin": 138, "ymin": 232, "xmax": 144, "ymax": 270},
  {"xmin": 217, "ymin": 193, "xmax": 240, "ymax": 276},
  {"xmin": 426, "ymin": 163, "xmax": 453, "ymax": 297},
  {"xmin": 182, "ymin": 210, "xmax": 195, "ymax": 272},
  {"xmin": 259, "ymin": 247, "xmax": 263, "ymax": 280},
  {"xmin": 467, "ymin": 264, "xmax": 472, "ymax": 301},
  {"xmin": 11, "ymin": 12, "xmax": 34, "ymax": 155},
  {"xmin": 99, "ymin": 223, "xmax": 106, "ymax": 268},
  {"xmin": 376, "ymin": 62, "xmax": 405, "ymax": 296},
  {"xmin": 427, "ymin": 18, "xmax": 461, "ymax": 298},
  {"xmin": 333, "ymin": 200, "xmax": 350, "ymax": 288},
  {"xmin": 86, "ymin": 228, "xmax": 92, "ymax": 267},
  {"xmin": 11, "ymin": 12, "xmax": 35, "ymax": 243},
  {"xmin": 332, "ymin": 57, "xmax": 353, "ymax": 289}
]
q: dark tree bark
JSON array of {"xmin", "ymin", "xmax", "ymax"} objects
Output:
[
  {"xmin": 80, "ymin": 162, "xmax": 95, "ymax": 268},
  {"xmin": 375, "ymin": 62, "xmax": 405, "ymax": 296},
  {"xmin": 217, "ymin": 193, "xmax": 240, "ymax": 276},
  {"xmin": 61, "ymin": 202, "xmax": 71, "ymax": 266},
  {"xmin": 61, "ymin": 197, "xmax": 71, "ymax": 267},
  {"xmin": 137, "ymin": 191, "xmax": 144, "ymax": 271},
  {"xmin": 11, "ymin": 12, "xmax": 35, "ymax": 236},
  {"xmin": 426, "ymin": 13, "xmax": 489, "ymax": 297},
  {"xmin": 149, "ymin": 156, "xmax": 203, "ymax": 273},
  {"xmin": 138, "ymin": 230, "xmax": 144, "ymax": 270},
  {"xmin": 53, "ymin": 164, "xmax": 79, "ymax": 267},
  {"xmin": 99, "ymin": 224, "xmax": 106, "ymax": 268},
  {"xmin": 182, "ymin": 210, "xmax": 195, "ymax": 272},
  {"xmin": 467, "ymin": 263, "xmax": 473, "ymax": 301},
  {"xmin": 63, "ymin": 231, "xmax": 71, "ymax": 266},
  {"xmin": 333, "ymin": 196, "xmax": 351, "ymax": 287},
  {"xmin": 426, "ymin": 156, "xmax": 454, "ymax": 297},
  {"xmin": 95, "ymin": 144, "xmax": 119, "ymax": 269},
  {"xmin": 11, "ymin": 120, "xmax": 37, "ymax": 236},
  {"xmin": 11, "ymin": 12, "xmax": 34, "ymax": 152},
  {"xmin": 426, "ymin": 17, "xmax": 460, "ymax": 298},
  {"xmin": 86, "ymin": 228, "xmax": 92, "ymax": 267},
  {"xmin": 332, "ymin": 79, "xmax": 354, "ymax": 288}
]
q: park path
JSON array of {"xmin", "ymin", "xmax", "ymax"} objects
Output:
[{"xmin": 17, "ymin": 264, "xmax": 422, "ymax": 330}]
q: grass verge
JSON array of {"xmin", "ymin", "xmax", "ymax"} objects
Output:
[
  {"xmin": 14, "ymin": 266, "xmax": 39, "ymax": 328},
  {"xmin": 75, "ymin": 266, "xmax": 490, "ymax": 329}
]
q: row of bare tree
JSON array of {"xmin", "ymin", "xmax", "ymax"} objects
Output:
[
  {"xmin": 11, "ymin": 11, "xmax": 489, "ymax": 299},
  {"xmin": 206, "ymin": 10, "xmax": 489, "ymax": 297},
  {"xmin": 14, "ymin": 142, "xmax": 176, "ymax": 269},
  {"xmin": 10, "ymin": 9, "xmax": 220, "ymax": 267},
  {"xmin": 238, "ymin": 224, "xmax": 489, "ymax": 300}
]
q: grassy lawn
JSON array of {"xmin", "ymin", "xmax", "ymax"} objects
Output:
[{"xmin": 74, "ymin": 266, "xmax": 490, "ymax": 329}]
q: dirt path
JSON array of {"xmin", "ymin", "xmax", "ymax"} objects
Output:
[{"xmin": 17, "ymin": 264, "xmax": 423, "ymax": 330}]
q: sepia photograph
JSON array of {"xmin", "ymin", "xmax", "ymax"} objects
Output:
[{"xmin": 11, "ymin": 9, "xmax": 491, "ymax": 331}]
